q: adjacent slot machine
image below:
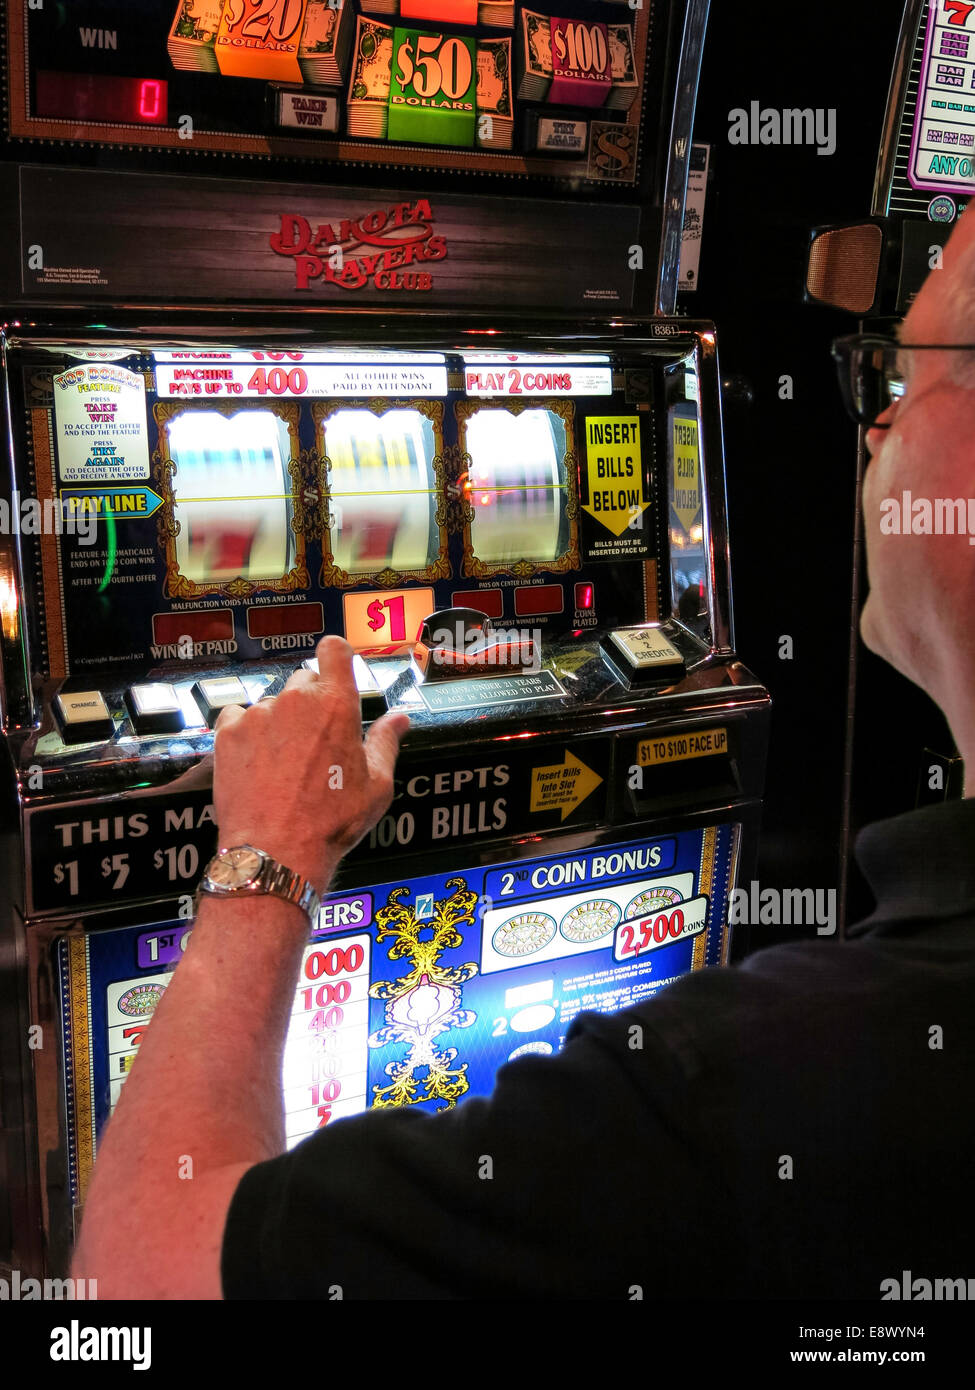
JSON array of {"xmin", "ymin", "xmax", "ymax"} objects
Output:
[
  {"xmin": 0, "ymin": 0, "xmax": 769, "ymax": 1279},
  {"xmin": 805, "ymin": 0, "xmax": 971, "ymax": 918}
]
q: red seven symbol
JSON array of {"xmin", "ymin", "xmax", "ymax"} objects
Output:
[{"xmin": 945, "ymin": 1, "xmax": 975, "ymax": 27}]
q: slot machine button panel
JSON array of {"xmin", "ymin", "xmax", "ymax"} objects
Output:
[
  {"xmin": 125, "ymin": 683, "xmax": 187, "ymax": 736},
  {"xmin": 601, "ymin": 626, "xmax": 686, "ymax": 686},
  {"xmin": 53, "ymin": 691, "xmax": 116, "ymax": 745},
  {"xmin": 191, "ymin": 676, "xmax": 252, "ymax": 727}
]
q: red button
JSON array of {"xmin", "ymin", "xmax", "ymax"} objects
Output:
[
  {"xmin": 152, "ymin": 611, "xmax": 234, "ymax": 645},
  {"xmin": 514, "ymin": 585, "xmax": 564, "ymax": 617},
  {"xmin": 452, "ymin": 589, "xmax": 504, "ymax": 619}
]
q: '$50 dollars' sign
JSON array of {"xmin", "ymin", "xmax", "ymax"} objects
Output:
[{"xmin": 389, "ymin": 27, "xmax": 477, "ymax": 147}]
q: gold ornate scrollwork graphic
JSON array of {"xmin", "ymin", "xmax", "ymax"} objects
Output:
[
  {"xmin": 314, "ymin": 397, "xmax": 450, "ymax": 590},
  {"xmin": 368, "ymin": 878, "xmax": 479, "ymax": 1110},
  {"xmin": 454, "ymin": 397, "xmax": 581, "ymax": 579},
  {"xmin": 153, "ymin": 399, "xmax": 308, "ymax": 600},
  {"xmin": 441, "ymin": 443, "xmax": 472, "ymax": 535}
]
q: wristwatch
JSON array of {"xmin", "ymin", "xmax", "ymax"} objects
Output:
[{"xmin": 195, "ymin": 845, "xmax": 321, "ymax": 926}]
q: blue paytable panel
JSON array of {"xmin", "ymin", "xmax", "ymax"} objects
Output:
[{"xmin": 59, "ymin": 823, "xmax": 738, "ymax": 1202}]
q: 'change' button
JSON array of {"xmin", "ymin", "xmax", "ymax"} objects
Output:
[{"xmin": 53, "ymin": 691, "xmax": 115, "ymax": 745}]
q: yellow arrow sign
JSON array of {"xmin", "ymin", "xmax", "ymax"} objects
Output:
[
  {"xmin": 671, "ymin": 415, "xmax": 702, "ymax": 535},
  {"xmin": 530, "ymin": 751, "xmax": 603, "ymax": 823},
  {"xmin": 583, "ymin": 415, "xmax": 649, "ymax": 537}
]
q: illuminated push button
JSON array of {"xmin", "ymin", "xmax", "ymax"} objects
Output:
[
  {"xmin": 125, "ymin": 683, "xmax": 186, "ymax": 736},
  {"xmin": 353, "ymin": 655, "xmax": 387, "ymax": 720},
  {"xmin": 602, "ymin": 627, "xmax": 685, "ymax": 684},
  {"xmin": 302, "ymin": 655, "xmax": 387, "ymax": 719},
  {"xmin": 53, "ymin": 691, "xmax": 115, "ymax": 745},
  {"xmin": 191, "ymin": 676, "xmax": 251, "ymax": 727}
]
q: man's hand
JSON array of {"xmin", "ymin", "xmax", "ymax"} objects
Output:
[{"xmin": 213, "ymin": 636, "xmax": 410, "ymax": 892}]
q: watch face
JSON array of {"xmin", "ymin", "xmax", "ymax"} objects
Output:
[{"xmin": 209, "ymin": 847, "xmax": 263, "ymax": 890}]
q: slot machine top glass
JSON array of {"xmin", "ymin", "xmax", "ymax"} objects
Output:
[{"xmin": 3, "ymin": 0, "xmax": 713, "ymax": 317}]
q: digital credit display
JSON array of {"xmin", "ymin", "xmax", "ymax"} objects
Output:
[{"xmin": 34, "ymin": 72, "xmax": 169, "ymax": 126}]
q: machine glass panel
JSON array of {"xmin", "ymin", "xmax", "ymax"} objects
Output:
[
  {"xmin": 1, "ymin": 336, "xmax": 740, "ymax": 676},
  {"xmin": 876, "ymin": 0, "xmax": 975, "ymax": 218},
  {"xmin": 162, "ymin": 406, "xmax": 298, "ymax": 587},
  {"xmin": 57, "ymin": 823, "xmax": 741, "ymax": 1204},
  {"xmin": 666, "ymin": 353, "xmax": 712, "ymax": 642},
  {"xmin": 320, "ymin": 406, "xmax": 441, "ymax": 576},
  {"xmin": 463, "ymin": 406, "xmax": 569, "ymax": 565}
]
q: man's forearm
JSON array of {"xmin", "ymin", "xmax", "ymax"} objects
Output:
[
  {"xmin": 71, "ymin": 638, "xmax": 407, "ymax": 1296},
  {"xmin": 72, "ymin": 878, "xmax": 334, "ymax": 1289}
]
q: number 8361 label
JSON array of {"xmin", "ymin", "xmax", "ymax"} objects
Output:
[{"xmin": 614, "ymin": 894, "xmax": 708, "ymax": 962}]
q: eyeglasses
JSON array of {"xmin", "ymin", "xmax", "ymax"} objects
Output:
[{"xmin": 831, "ymin": 333, "xmax": 975, "ymax": 429}]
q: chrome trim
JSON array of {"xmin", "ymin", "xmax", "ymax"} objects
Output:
[{"xmin": 656, "ymin": 0, "xmax": 711, "ymax": 314}]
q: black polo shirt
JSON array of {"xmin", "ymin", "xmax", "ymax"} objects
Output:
[{"xmin": 222, "ymin": 800, "xmax": 975, "ymax": 1299}]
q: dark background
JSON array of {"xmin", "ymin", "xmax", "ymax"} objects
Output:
[{"xmin": 688, "ymin": 2, "xmax": 956, "ymax": 932}]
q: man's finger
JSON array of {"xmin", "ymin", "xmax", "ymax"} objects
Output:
[
  {"xmin": 363, "ymin": 710, "xmax": 410, "ymax": 781},
  {"xmin": 280, "ymin": 667, "xmax": 319, "ymax": 694},
  {"xmin": 213, "ymin": 703, "xmax": 247, "ymax": 731},
  {"xmin": 310, "ymin": 636, "xmax": 361, "ymax": 711},
  {"xmin": 313, "ymin": 635, "xmax": 355, "ymax": 685}
]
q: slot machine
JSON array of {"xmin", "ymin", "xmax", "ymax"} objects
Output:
[
  {"xmin": 0, "ymin": 0, "xmax": 769, "ymax": 1278},
  {"xmin": 805, "ymin": 0, "xmax": 971, "ymax": 919}
]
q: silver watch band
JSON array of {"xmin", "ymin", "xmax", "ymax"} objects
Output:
[{"xmin": 259, "ymin": 857, "xmax": 321, "ymax": 921}]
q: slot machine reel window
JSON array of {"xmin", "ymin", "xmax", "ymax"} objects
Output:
[
  {"xmin": 154, "ymin": 404, "xmax": 306, "ymax": 598},
  {"xmin": 456, "ymin": 402, "xmax": 580, "ymax": 577},
  {"xmin": 315, "ymin": 402, "xmax": 448, "ymax": 587}
]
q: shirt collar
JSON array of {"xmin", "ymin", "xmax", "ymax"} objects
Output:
[{"xmin": 850, "ymin": 797, "xmax": 975, "ymax": 933}]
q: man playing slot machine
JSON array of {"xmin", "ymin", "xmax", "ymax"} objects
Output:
[{"xmin": 72, "ymin": 207, "xmax": 975, "ymax": 1301}]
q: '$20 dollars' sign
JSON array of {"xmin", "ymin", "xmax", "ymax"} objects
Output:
[{"xmin": 216, "ymin": 0, "xmax": 309, "ymax": 81}]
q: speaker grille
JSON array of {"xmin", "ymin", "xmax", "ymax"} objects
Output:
[{"xmin": 807, "ymin": 225, "xmax": 884, "ymax": 314}]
